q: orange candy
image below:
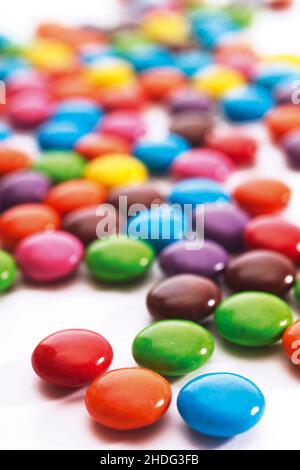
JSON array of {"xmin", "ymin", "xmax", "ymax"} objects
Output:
[
  {"xmin": 0, "ymin": 148, "xmax": 32, "ymax": 176},
  {"xmin": 75, "ymin": 133, "xmax": 131, "ymax": 160},
  {"xmin": 233, "ymin": 178, "xmax": 291, "ymax": 216},
  {"xmin": 97, "ymin": 83, "xmax": 145, "ymax": 111},
  {"xmin": 282, "ymin": 319, "xmax": 300, "ymax": 366},
  {"xmin": 85, "ymin": 368, "xmax": 172, "ymax": 430},
  {"xmin": 45, "ymin": 179, "xmax": 107, "ymax": 215},
  {"xmin": 266, "ymin": 105, "xmax": 300, "ymax": 140},
  {"xmin": 140, "ymin": 67, "xmax": 186, "ymax": 101},
  {"xmin": 0, "ymin": 203, "xmax": 60, "ymax": 248}
]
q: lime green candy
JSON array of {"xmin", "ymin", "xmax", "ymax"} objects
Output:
[
  {"xmin": 33, "ymin": 151, "xmax": 86, "ymax": 183},
  {"xmin": 0, "ymin": 250, "xmax": 17, "ymax": 293},
  {"xmin": 294, "ymin": 279, "xmax": 300, "ymax": 304},
  {"xmin": 215, "ymin": 292, "xmax": 293, "ymax": 347},
  {"xmin": 132, "ymin": 320, "xmax": 214, "ymax": 376},
  {"xmin": 224, "ymin": 4, "xmax": 255, "ymax": 28},
  {"xmin": 86, "ymin": 237, "xmax": 155, "ymax": 283}
]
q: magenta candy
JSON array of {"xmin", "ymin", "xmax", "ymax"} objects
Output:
[
  {"xmin": 15, "ymin": 231, "xmax": 84, "ymax": 283},
  {"xmin": 98, "ymin": 111, "xmax": 146, "ymax": 143},
  {"xmin": 7, "ymin": 92, "xmax": 53, "ymax": 129},
  {"xmin": 7, "ymin": 71, "xmax": 48, "ymax": 96},
  {"xmin": 159, "ymin": 240, "xmax": 229, "ymax": 279},
  {"xmin": 171, "ymin": 148, "xmax": 235, "ymax": 182}
]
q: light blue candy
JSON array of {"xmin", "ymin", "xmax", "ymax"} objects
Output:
[
  {"xmin": 223, "ymin": 85, "xmax": 274, "ymax": 122},
  {"xmin": 51, "ymin": 99, "xmax": 103, "ymax": 131},
  {"xmin": 169, "ymin": 178, "xmax": 230, "ymax": 207},
  {"xmin": 173, "ymin": 50, "xmax": 212, "ymax": 77},
  {"xmin": 127, "ymin": 206, "xmax": 189, "ymax": 252},
  {"xmin": 255, "ymin": 65, "xmax": 298, "ymax": 90},
  {"xmin": 133, "ymin": 134, "xmax": 190, "ymax": 173},
  {"xmin": 125, "ymin": 45, "xmax": 174, "ymax": 71},
  {"xmin": 37, "ymin": 121, "xmax": 88, "ymax": 150},
  {"xmin": 80, "ymin": 48, "xmax": 120, "ymax": 65},
  {"xmin": 192, "ymin": 11, "xmax": 237, "ymax": 49},
  {"xmin": 0, "ymin": 122, "xmax": 12, "ymax": 140},
  {"xmin": 177, "ymin": 372, "xmax": 265, "ymax": 438},
  {"xmin": 0, "ymin": 57, "xmax": 29, "ymax": 81}
]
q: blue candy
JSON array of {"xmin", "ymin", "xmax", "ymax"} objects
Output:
[
  {"xmin": 0, "ymin": 122, "xmax": 12, "ymax": 140},
  {"xmin": 37, "ymin": 121, "xmax": 88, "ymax": 150},
  {"xmin": 255, "ymin": 65, "xmax": 298, "ymax": 90},
  {"xmin": 191, "ymin": 11, "xmax": 237, "ymax": 49},
  {"xmin": 133, "ymin": 134, "xmax": 190, "ymax": 173},
  {"xmin": 173, "ymin": 50, "xmax": 212, "ymax": 77},
  {"xmin": 127, "ymin": 206, "xmax": 189, "ymax": 252},
  {"xmin": 223, "ymin": 85, "xmax": 274, "ymax": 122},
  {"xmin": 177, "ymin": 373, "xmax": 265, "ymax": 438},
  {"xmin": 125, "ymin": 45, "xmax": 174, "ymax": 72},
  {"xmin": 0, "ymin": 57, "xmax": 29, "ymax": 81},
  {"xmin": 169, "ymin": 178, "xmax": 230, "ymax": 207},
  {"xmin": 51, "ymin": 99, "xmax": 103, "ymax": 131}
]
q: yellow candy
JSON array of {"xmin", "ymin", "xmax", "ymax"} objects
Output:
[
  {"xmin": 86, "ymin": 59, "xmax": 135, "ymax": 89},
  {"xmin": 141, "ymin": 11, "xmax": 189, "ymax": 46},
  {"xmin": 194, "ymin": 65, "xmax": 245, "ymax": 99},
  {"xmin": 85, "ymin": 154, "xmax": 148, "ymax": 189},
  {"xmin": 262, "ymin": 54, "xmax": 300, "ymax": 68},
  {"xmin": 25, "ymin": 40, "xmax": 75, "ymax": 71}
]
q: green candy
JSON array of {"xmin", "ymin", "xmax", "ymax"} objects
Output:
[
  {"xmin": 132, "ymin": 320, "xmax": 214, "ymax": 376},
  {"xmin": 85, "ymin": 237, "xmax": 155, "ymax": 283},
  {"xmin": 0, "ymin": 250, "xmax": 17, "ymax": 293},
  {"xmin": 215, "ymin": 292, "xmax": 293, "ymax": 347},
  {"xmin": 224, "ymin": 4, "xmax": 255, "ymax": 28},
  {"xmin": 33, "ymin": 151, "xmax": 86, "ymax": 183},
  {"xmin": 294, "ymin": 279, "xmax": 300, "ymax": 304}
]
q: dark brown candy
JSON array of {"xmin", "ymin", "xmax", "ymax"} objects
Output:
[
  {"xmin": 107, "ymin": 183, "xmax": 165, "ymax": 213},
  {"xmin": 147, "ymin": 274, "xmax": 222, "ymax": 322},
  {"xmin": 224, "ymin": 249, "xmax": 296, "ymax": 296},
  {"xmin": 169, "ymin": 111, "xmax": 214, "ymax": 147}
]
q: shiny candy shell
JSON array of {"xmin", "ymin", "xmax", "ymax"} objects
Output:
[
  {"xmin": 168, "ymin": 178, "xmax": 230, "ymax": 207},
  {"xmin": 215, "ymin": 291, "xmax": 293, "ymax": 347},
  {"xmin": 205, "ymin": 130, "xmax": 257, "ymax": 166},
  {"xmin": 132, "ymin": 320, "xmax": 214, "ymax": 376},
  {"xmin": 194, "ymin": 65, "xmax": 245, "ymax": 99},
  {"xmin": 108, "ymin": 183, "xmax": 164, "ymax": 211},
  {"xmin": 85, "ymin": 368, "xmax": 171, "ymax": 430},
  {"xmin": 0, "ymin": 249, "xmax": 17, "ymax": 292},
  {"xmin": 147, "ymin": 274, "xmax": 221, "ymax": 321},
  {"xmin": 98, "ymin": 111, "xmax": 146, "ymax": 144},
  {"xmin": 0, "ymin": 148, "xmax": 31, "ymax": 176},
  {"xmin": 282, "ymin": 319, "xmax": 300, "ymax": 366},
  {"xmin": 140, "ymin": 67, "xmax": 187, "ymax": 101},
  {"xmin": 265, "ymin": 104, "xmax": 300, "ymax": 140},
  {"xmin": 177, "ymin": 373, "xmax": 265, "ymax": 437},
  {"xmin": 15, "ymin": 231, "xmax": 84, "ymax": 283},
  {"xmin": 281, "ymin": 130, "xmax": 300, "ymax": 169},
  {"xmin": 86, "ymin": 236, "xmax": 155, "ymax": 283},
  {"xmin": 169, "ymin": 112, "xmax": 214, "ymax": 147},
  {"xmin": 75, "ymin": 133, "xmax": 131, "ymax": 160},
  {"xmin": 37, "ymin": 120, "xmax": 88, "ymax": 151},
  {"xmin": 223, "ymin": 85, "xmax": 274, "ymax": 122},
  {"xmin": 33, "ymin": 151, "xmax": 86, "ymax": 183},
  {"xmin": 32, "ymin": 329, "xmax": 113, "ymax": 387}
]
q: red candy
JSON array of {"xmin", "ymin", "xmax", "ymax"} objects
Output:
[
  {"xmin": 233, "ymin": 178, "xmax": 291, "ymax": 216},
  {"xmin": 206, "ymin": 130, "xmax": 257, "ymax": 166},
  {"xmin": 97, "ymin": 83, "xmax": 145, "ymax": 111},
  {"xmin": 0, "ymin": 147, "xmax": 32, "ymax": 176},
  {"xmin": 32, "ymin": 329, "xmax": 113, "ymax": 387},
  {"xmin": 266, "ymin": 104, "xmax": 300, "ymax": 141},
  {"xmin": 75, "ymin": 133, "xmax": 131, "ymax": 160},
  {"xmin": 245, "ymin": 217, "xmax": 300, "ymax": 262},
  {"xmin": 282, "ymin": 320, "xmax": 300, "ymax": 366},
  {"xmin": 140, "ymin": 67, "xmax": 186, "ymax": 101}
]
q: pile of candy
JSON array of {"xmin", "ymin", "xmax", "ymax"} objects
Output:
[{"xmin": 0, "ymin": 0, "xmax": 299, "ymax": 439}]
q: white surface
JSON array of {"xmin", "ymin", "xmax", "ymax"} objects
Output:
[{"xmin": 1, "ymin": 0, "xmax": 300, "ymax": 451}]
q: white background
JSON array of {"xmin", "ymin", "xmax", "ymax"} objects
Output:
[{"xmin": 0, "ymin": 0, "xmax": 300, "ymax": 451}]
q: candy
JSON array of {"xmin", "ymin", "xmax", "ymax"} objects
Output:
[
  {"xmin": 133, "ymin": 134, "xmax": 189, "ymax": 173},
  {"xmin": 108, "ymin": 183, "xmax": 164, "ymax": 211},
  {"xmin": 127, "ymin": 206, "xmax": 188, "ymax": 252},
  {"xmin": 233, "ymin": 178, "xmax": 291, "ymax": 216},
  {"xmin": 45, "ymin": 179, "xmax": 107, "ymax": 215},
  {"xmin": 205, "ymin": 129, "xmax": 257, "ymax": 166},
  {"xmin": 196, "ymin": 202, "xmax": 249, "ymax": 252},
  {"xmin": 245, "ymin": 218, "xmax": 300, "ymax": 262},
  {"xmin": 169, "ymin": 111, "xmax": 214, "ymax": 147},
  {"xmin": 0, "ymin": 147, "xmax": 31, "ymax": 176},
  {"xmin": 0, "ymin": 122, "xmax": 11, "ymax": 140},
  {"xmin": 132, "ymin": 320, "xmax": 214, "ymax": 376},
  {"xmin": 194, "ymin": 65, "xmax": 245, "ymax": 99},
  {"xmin": 0, "ymin": 249, "xmax": 17, "ymax": 292},
  {"xmin": 281, "ymin": 130, "xmax": 300, "ymax": 169},
  {"xmin": 0, "ymin": 171, "xmax": 52, "ymax": 211},
  {"xmin": 85, "ymin": 368, "xmax": 171, "ymax": 430},
  {"xmin": 97, "ymin": 83, "xmax": 145, "ymax": 111},
  {"xmin": 7, "ymin": 92, "xmax": 53, "ymax": 129},
  {"xmin": 32, "ymin": 329, "xmax": 113, "ymax": 387},
  {"xmin": 52, "ymin": 99, "xmax": 103, "ymax": 130},
  {"xmin": 215, "ymin": 292, "xmax": 293, "ymax": 347},
  {"xmin": 6, "ymin": 70, "xmax": 48, "ymax": 96},
  {"xmin": 75, "ymin": 133, "xmax": 131, "ymax": 160},
  {"xmin": 140, "ymin": 67, "xmax": 187, "ymax": 100},
  {"xmin": 141, "ymin": 10, "xmax": 189, "ymax": 46},
  {"xmin": 167, "ymin": 87, "xmax": 215, "ymax": 115},
  {"xmin": 0, "ymin": 203, "xmax": 60, "ymax": 247},
  {"xmin": 171, "ymin": 148, "xmax": 235, "ymax": 182},
  {"xmin": 15, "ymin": 231, "xmax": 84, "ymax": 283},
  {"xmin": 99, "ymin": 111, "xmax": 146, "ymax": 144},
  {"xmin": 86, "ymin": 236, "xmax": 155, "ymax": 283},
  {"xmin": 25, "ymin": 39, "xmax": 76, "ymax": 72},
  {"xmin": 223, "ymin": 85, "xmax": 274, "ymax": 122},
  {"xmin": 177, "ymin": 373, "xmax": 265, "ymax": 437},
  {"xmin": 124, "ymin": 44, "xmax": 174, "ymax": 72},
  {"xmin": 255, "ymin": 65, "xmax": 296, "ymax": 90},
  {"xmin": 265, "ymin": 104, "xmax": 300, "ymax": 140},
  {"xmin": 86, "ymin": 58, "xmax": 135, "ymax": 89},
  {"xmin": 282, "ymin": 319, "xmax": 300, "ymax": 366},
  {"xmin": 160, "ymin": 240, "xmax": 229, "ymax": 278},
  {"xmin": 173, "ymin": 50, "xmax": 212, "ymax": 76},
  {"xmin": 147, "ymin": 274, "xmax": 221, "ymax": 321},
  {"xmin": 37, "ymin": 120, "xmax": 88, "ymax": 150},
  {"xmin": 33, "ymin": 151, "xmax": 86, "ymax": 183},
  {"xmin": 85, "ymin": 154, "xmax": 148, "ymax": 189},
  {"xmin": 224, "ymin": 250, "xmax": 296, "ymax": 296},
  {"xmin": 62, "ymin": 205, "xmax": 119, "ymax": 245},
  {"xmin": 168, "ymin": 178, "xmax": 230, "ymax": 207}
]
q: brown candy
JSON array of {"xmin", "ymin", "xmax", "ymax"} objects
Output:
[
  {"xmin": 169, "ymin": 111, "xmax": 214, "ymax": 147},
  {"xmin": 224, "ymin": 249, "xmax": 296, "ymax": 296},
  {"xmin": 147, "ymin": 274, "xmax": 222, "ymax": 322},
  {"xmin": 107, "ymin": 183, "xmax": 165, "ymax": 213}
]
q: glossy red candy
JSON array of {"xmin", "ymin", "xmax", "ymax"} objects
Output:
[
  {"xmin": 32, "ymin": 329, "xmax": 113, "ymax": 387},
  {"xmin": 140, "ymin": 67, "xmax": 186, "ymax": 101},
  {"xmin": 97, "ymin": 83, "xmax": 145, "ymax": 111},
  {"xmin": 75, "ymin": 133, "xmax": 131, "ymax": 160},
  {"xmin": 282, "ymin": 320, "xmax": 300, "ymax": 366},
  {"xmin": 266, "ymin": 104, "xmax": 300, "ymax": 141},
  {"xmin": 245, "ymin": 217, "xmax": 300, "ymax": 262},
  {"xmin": 206, "ymin": 130, "xmax": 257, "ymax": 166}
]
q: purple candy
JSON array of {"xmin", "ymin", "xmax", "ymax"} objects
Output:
[
  {"xmin": 159, "ymin": 239, "xmax": 229, "ymax": 279},
  {"xmin": 0, "ymin": 170, "xmax": 52, "ymax": 211},
  {"xmin": 194, "ymin": 202, "xmax": 250, "ymax": 252},
  {"xmin": 167, "ymin": 89, "xmax": 215, "ymax": 115},
  {"xmin": 281, "ymin": 130, "xmax": 300, "ymax": 169},
  {"xmin": 273, "ymin": 81, "xmax": 294, "ymax": 105}
]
